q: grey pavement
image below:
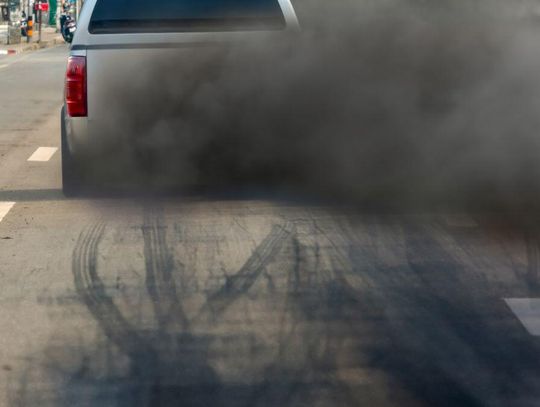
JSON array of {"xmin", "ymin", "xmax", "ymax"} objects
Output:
[
  {"xmin": 0, "ymin": 26, "xmax": 63, "ymax": 56},
  {"xmin": 1, "ymin": 46, "xmax": 540, "ymax": 407}
]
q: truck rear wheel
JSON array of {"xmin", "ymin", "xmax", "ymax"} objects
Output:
[{"xmin": 61, "ymin": 107, "xmax": 83, "ymax": 197}]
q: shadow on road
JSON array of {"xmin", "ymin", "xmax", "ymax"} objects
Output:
[{"xmin": 0, "ymin": 189, "xmax": 64, "ymax": 202}]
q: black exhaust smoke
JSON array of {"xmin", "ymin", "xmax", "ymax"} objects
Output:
[{"xmin": 96, "ymin": 0, "xmax": 540, "ymax": 210}]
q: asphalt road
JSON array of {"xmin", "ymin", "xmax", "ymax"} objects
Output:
[{"xmin": 1, "ymin": 46, "xmax": 540, "ymax": 407}]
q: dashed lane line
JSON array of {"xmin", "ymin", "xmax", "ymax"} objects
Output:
[
  {"xmin": 505, "ymin": 298, "xmax": 540, "ymax": 336},
  {"xmin": 27, "ymin": 147, "xmax": 58, "ymax": 162},
  {"xmin": 0, "ymin": 202, "xmax": 15, "ymax": 223}
]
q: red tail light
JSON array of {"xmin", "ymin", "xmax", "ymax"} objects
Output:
[{"xmin": 65, "ymin": 56, "xmax": 87, "ymax": 117}]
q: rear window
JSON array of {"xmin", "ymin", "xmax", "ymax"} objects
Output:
[{"xmin": 89, "ymin": 0, "xmax": 286, "ymax": 34}]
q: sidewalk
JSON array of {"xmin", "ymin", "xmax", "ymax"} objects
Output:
[{"xmin": 0, "ymin": 26, "xmax": 64, "ymax": 55}]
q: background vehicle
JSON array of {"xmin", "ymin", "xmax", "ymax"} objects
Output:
[
  {"xmin": 60, "ymin": 13, "xmax": 76, "ymax": 43},
  {"xmin": 20, "ymin": 12, "xmax": 27, "ymax": 37},
  {"xmin": 61, "ymin": 0, "xmax": 299, "ymax": 195}
]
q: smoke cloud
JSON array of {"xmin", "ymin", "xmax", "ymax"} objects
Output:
[{"xmin": 90, "ymin": 0, "xmax": 540, "ymax": 210}]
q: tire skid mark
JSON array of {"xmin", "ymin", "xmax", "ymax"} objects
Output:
[
  {"xmin": 56, "ymin": 212, "xmax": 540, "ymax": 406},
  {"xmin": 72, "ymin": 222, "xmax": 154, "ymax": 363},
  {"xmin": 294, "ymin": 233, "xmax": 364, "ymax": 407},
  {"xmin": 196, "ymin": 221, "xmax": 295, "ymax": 321},
  {"xmin": 142, "ymin": 206, "xmax": 189, "ymax": 332},
  {"xmin": 306, "ymin": 216, "xmax": 373, "ymax": 303},
  {"xmin": 275, "ymin": 234, "xmax": 304, "ymax": 356},
  {"xmin": 74, "ymin": 217, "xmax": 295, "ymax": 341},
  {"xmin": 249, "ymin": 226, "xmax": 361, "ymax": 407},
  {"xmin": 70, "ymin": 216, "xmax": 365, "ymax": 405},
  {"xmin": 250, "ymin": 235, "xmax": 316, "ymax": 407}
]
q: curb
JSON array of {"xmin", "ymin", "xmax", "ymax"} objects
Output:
[{"xmin": 0, "ymin": 36, "xmax": 64, "ymax": 55}]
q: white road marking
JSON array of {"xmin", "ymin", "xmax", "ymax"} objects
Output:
[
  {"xmin": 0, "ymin": 202, "xmax": 15, "ymax": 223},
  {"xmin": 505, "ymin": 298, "xmax": 540, "ymax": 336},
  {"xmin": 0, "ymin": 64, "xmax": 8, "ymax": 69},
  {"xmin": 443, "ymin": 214, "xmax": 478, "ymax": 228},
  {"xmin": 27, "ymin": 147, "xmax": 58, "ymax": 162}
]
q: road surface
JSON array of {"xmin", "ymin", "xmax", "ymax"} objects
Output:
[{"xmin": 1, "ymin": 46, "xmax": 540, "ymax": 407}]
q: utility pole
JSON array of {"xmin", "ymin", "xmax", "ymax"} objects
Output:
[
  {"xmin": 26, "ymin": 13, "xmax": 32, "ymax": 41},
  {"xmin": 25, "ymin": 0, "xmax": 30, "ymax": 42},
  {"xmin": 55, "ymin": 0, "xmax": 59, "ymax": 31}
]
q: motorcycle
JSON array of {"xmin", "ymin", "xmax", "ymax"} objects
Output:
[
  {"xmin": 60, "ymin": 13, "xmax": 76, "ymax": 43},
  {"xmin": 20, "ymin": 13, "xmax": 28, "ymax": 37}
]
